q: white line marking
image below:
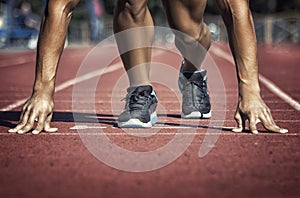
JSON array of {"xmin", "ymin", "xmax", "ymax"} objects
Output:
[
  {"xmin": 69, "ymin": 125, "xmax": 230, "ymax": 130},
  {"xmin": 1, "ymin": 49, "xmax": 165, "ymax": 112},
  {"xmin": 0, "ymin": 132, "xmax": 298, "ymax": 136},
  {"xmin": 54, "ymin": 109, "xmax": 296, "ymax": 112},
  {"xmin": 211, "ymin": 44, "xmax": 300, "ymax": 111},
  {"xmin": 56, "ymin": 62, "xmax": 122, "ymax": 92},
  {"xmin": 0, "ymin": 62, "xmax": 123, "ymax": 111},
  {"xmin": 258, "ymin": 75, "xmax": 300, "ymax": 111},
  {"xmin": 0, "ymin": 99, "xmax": 29, "ymax": 112},
  {"xmin": 31, "ymin": 99, "xmax": 300, "ymax": 104},
  {"xmin": 98, "ymin": 120, "xmax": 299, "ymax": 123},
  {"xmin": 0, "ymin": 54, "xmax": 34, "ymax": 68},
  {"xmin": 70, "ymin": 125, "xmax": 107, "ymax": 130}
]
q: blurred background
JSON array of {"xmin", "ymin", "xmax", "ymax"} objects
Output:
[{"xmin": 0, "ymin": 0, "xmax": 299, "ymax": 49}]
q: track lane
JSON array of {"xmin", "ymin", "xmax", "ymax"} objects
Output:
[{"xmin": 0, "ymin": 43, "xmax": 299, "ymax": 198}]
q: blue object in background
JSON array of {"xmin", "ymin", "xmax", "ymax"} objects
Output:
[{"xmin": 86, "ymin": 0, "xmax": 104, "ymax": 43}]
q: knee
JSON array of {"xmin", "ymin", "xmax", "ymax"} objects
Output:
[
  {"xmin": 46, "ymin": 0, "xmax": 79, "ymax": 18},
  {"xmin": 116, "ymin": 0, "xmax": 148, "ymax": 23},
  {"xmin": 164, "ymin": 0, "xmax": 207, "ymax": 39},
  {"xmin": 176, "ymin": 21, "xmax": 210, "ymax": 41},
  {"xmin": 175, "ymin": 23, "xmax": 210, "ymax": 47}
]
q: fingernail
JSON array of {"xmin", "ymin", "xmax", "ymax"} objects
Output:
[
  {"xmin": 32, "ymin": 130, "xmax": 40, "ymax": 135},
  {"xmin": 8, "ymin": 129, "xmax": 16, "ymax": 133},
  {"xmin": 232, "ymin": 127, "xmax": 243, "ymax": 133},
  {"xmin": 252, "ymin": 130, "xmax": 259, "ymax": 134},
  {"xmin": 17, "ymin": 130, "xmax": 24, "ymax": 134},
  {"xmin": 280, "ymin": 128, "xmax": 288, "ymax": 133}
]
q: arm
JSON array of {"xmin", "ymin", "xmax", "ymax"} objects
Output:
[
  {"xmin": 216, "ymin": 0, "xmax": 288, "ymax": 134},
  {"xmin": 9, "ymin": 0, "xmax": 79, "ymax": 134}
]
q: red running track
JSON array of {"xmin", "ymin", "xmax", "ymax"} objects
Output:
[{"xmin": 0, "ymin": 42, "xmax": 299, "ymax": 198}]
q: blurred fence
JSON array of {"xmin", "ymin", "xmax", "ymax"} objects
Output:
[
  {"xmin": 67, "ymin": 12, "xmax": 300, "ymax": 45},
  {"xmin": 1, "ymin": 7, "xmax": 300, "ymax": 48},
  {"xmin": 68, "ymin": 15, "xmax": 114, "ymax": 44},
  {"xmin": 205, "ymin": 12, "xmax": 300, "ymax": 43},
  {"xmin": 253, "ymin": 13, "xmax": 300, "ymax": 43}
]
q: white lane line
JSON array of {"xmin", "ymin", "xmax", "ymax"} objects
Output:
[
  {"xmin": 1, "ymin": 49, "xmax": 165, "ymax": 112},
  {"xmin": 41, "ymin": 100, "xmax": 299, "ymax": 104},
  {"xmin": 70, "ymin": 125, "xmax": 107, "ymax": 130},
  {"xmin": 258, "ymin": 75, "xmax": 300, "ymax": 111},
  {"xmin": 53, "ymin": 109, "xmax": 296, "ymax": 112},
  {"xmin": 0, "ymin": 62, "xmax": 123, "ymax": 111},
  {"xmin": 1, "ymin": 132, "xmax": 298, "ymax": 136},
  {"xmin": 211, "ymin": 44, "xmax": 300, "ymax": 111},
  {"xmin": 69, "ymin": 125, "xmax": 234, "ymax": 130},
  {"xmin": 56, "ymin": 62, "xmax": 122, "ymax": 92},
  {"xmin": 0, "ymin": 99, "xmax": 29, "ymax": 112},
  {"xmin": 68, "ymin": 120, "xmax": 299, "ymax": 131},
  {"xmin": 0, "ymin": 54, "xmax": 34, "ymax": 68}
]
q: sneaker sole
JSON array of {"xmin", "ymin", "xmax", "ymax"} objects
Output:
[
  {"xmin": 181, "ymin": 111, "xmax": 211, "ymax": 119},
  {"xmin": 118, "ymin": 112, "xmax": 157, "ymax": 128}
]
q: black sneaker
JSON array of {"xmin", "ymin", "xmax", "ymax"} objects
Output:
[
  {"xmin": 178, "ymin": 61, "xmax": 211, "ymax": 119},
  {"xmin": 118, "ymin": 85, "xmax": 158, "ymax": 128}
]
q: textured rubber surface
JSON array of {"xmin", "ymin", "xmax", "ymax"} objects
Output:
[{"xmin": 0, "ymin": 43, "xmax": 299, "ymax": 198}]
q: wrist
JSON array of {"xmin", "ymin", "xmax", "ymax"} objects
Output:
[
  {"xmin": 33, "ymin": 80, "xmax": 55, "ymax": 96},
  {"xmin": 238, "ymin": 81, "xmax": 261, "ymax": 98}
]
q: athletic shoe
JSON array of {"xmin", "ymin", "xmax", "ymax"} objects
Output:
[
  {"xmin": 178, "ymin": 61, "xmax": 211, "ymax": 119},
  {"xmin": 118, "ymin": 85, "xmax": 158, "ymax": 128}
]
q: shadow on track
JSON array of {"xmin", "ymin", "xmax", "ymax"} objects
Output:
[{"xmin": 0, "ymin": 111, "xmax": 236, "ymax": 132}]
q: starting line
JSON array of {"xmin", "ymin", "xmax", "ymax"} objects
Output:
[{"xmin": 1, "ymin": 131, "xmax": 299, "ymax": 136}]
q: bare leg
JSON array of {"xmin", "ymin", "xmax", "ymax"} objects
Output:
[
  {"xmin": 113, "ymin": 0, "xmax": 154, "ymax": 86},
  {"xmin": 162, "ymin": 0, "xmax": 211, "ymax": 72}
]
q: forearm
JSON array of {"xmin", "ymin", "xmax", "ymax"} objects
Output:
[
  {"xmin": 229, "ymin": 17, "xmax": 260, "ymax": 95},
  {"xmin": 219, "ymin": 0, "xmax": 260, "ymax": 97},
  {"xmin": 33, "ymin": 0, "xmax": 76, "ymax": 95}
]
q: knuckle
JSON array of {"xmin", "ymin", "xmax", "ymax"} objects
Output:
[
  {"xmin": 37, "ymin": 120, "xmax": 45, "ymax": 129},
  {"xmin": 234, "ymin": 115, "xmax": 240, "ymax": 120},
  {"xmin": 35, "ymin": 125, "xmax": 44, "ymax": 131},
  {"xmin": 234, "ymin": 111, "xmax": 242, "ymax": 119},
  {"xmin": 19, "ymin": 119, "xmax": 27, "ymax": 126},
  {"xmin": 263, "ymin": 121, "xmax": 272, "ymax": 129},
  {"xmin": 263, "ymin": 107, "xmax": 269, "ymax": 113},
  {"xmin": 250, "ymin": 121, "xmax": 256, "ymax": 127},
  {"xmin": 22, "ymin": 105, "xmax": 27, "ymax": 111},
  {"xmin": 22, "ymin": 125, "xmax": 32, "ymax": 132}
]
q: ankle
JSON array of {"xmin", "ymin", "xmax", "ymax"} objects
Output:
[
  {"xmin": 181, "ymin": 60, "xmax": 202, "ymax": 73},
  {"xmin": 129, "ymin": 81, "xmax": 152, "ymax": 87}
]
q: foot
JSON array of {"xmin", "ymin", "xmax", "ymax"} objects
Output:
[
  {"xmin": 178, "ymin": 61, "xmax": 211, "ymax": 119},
  {"xmin": 118, "ymin": 85, "xmax": 158, "ymax": 128}
]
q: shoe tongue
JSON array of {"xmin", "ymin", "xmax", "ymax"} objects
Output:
[
  {"xmin": 183, "ymin": 70, "xmax": 207, "ymax": 81},
  {"xmin": 127, "ymin": 85, "xmax": 153, "ymax": 94}
]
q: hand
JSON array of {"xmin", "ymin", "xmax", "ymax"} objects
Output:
[
  {"xmin": 232, "ymin": 94, "xmax": 288, "ymax": 134},
  {"xmin": 8, "ymin": 93, "xmax": 57, "ymax": 134}
]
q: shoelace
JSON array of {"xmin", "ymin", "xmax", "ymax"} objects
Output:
[
  {"xmin": 191, "ymin": 80, "xmax": 208, "ymax": 97},
  {"xmin": 123, "ymin": 90, "xmax": 151, "ymax": 111}
]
